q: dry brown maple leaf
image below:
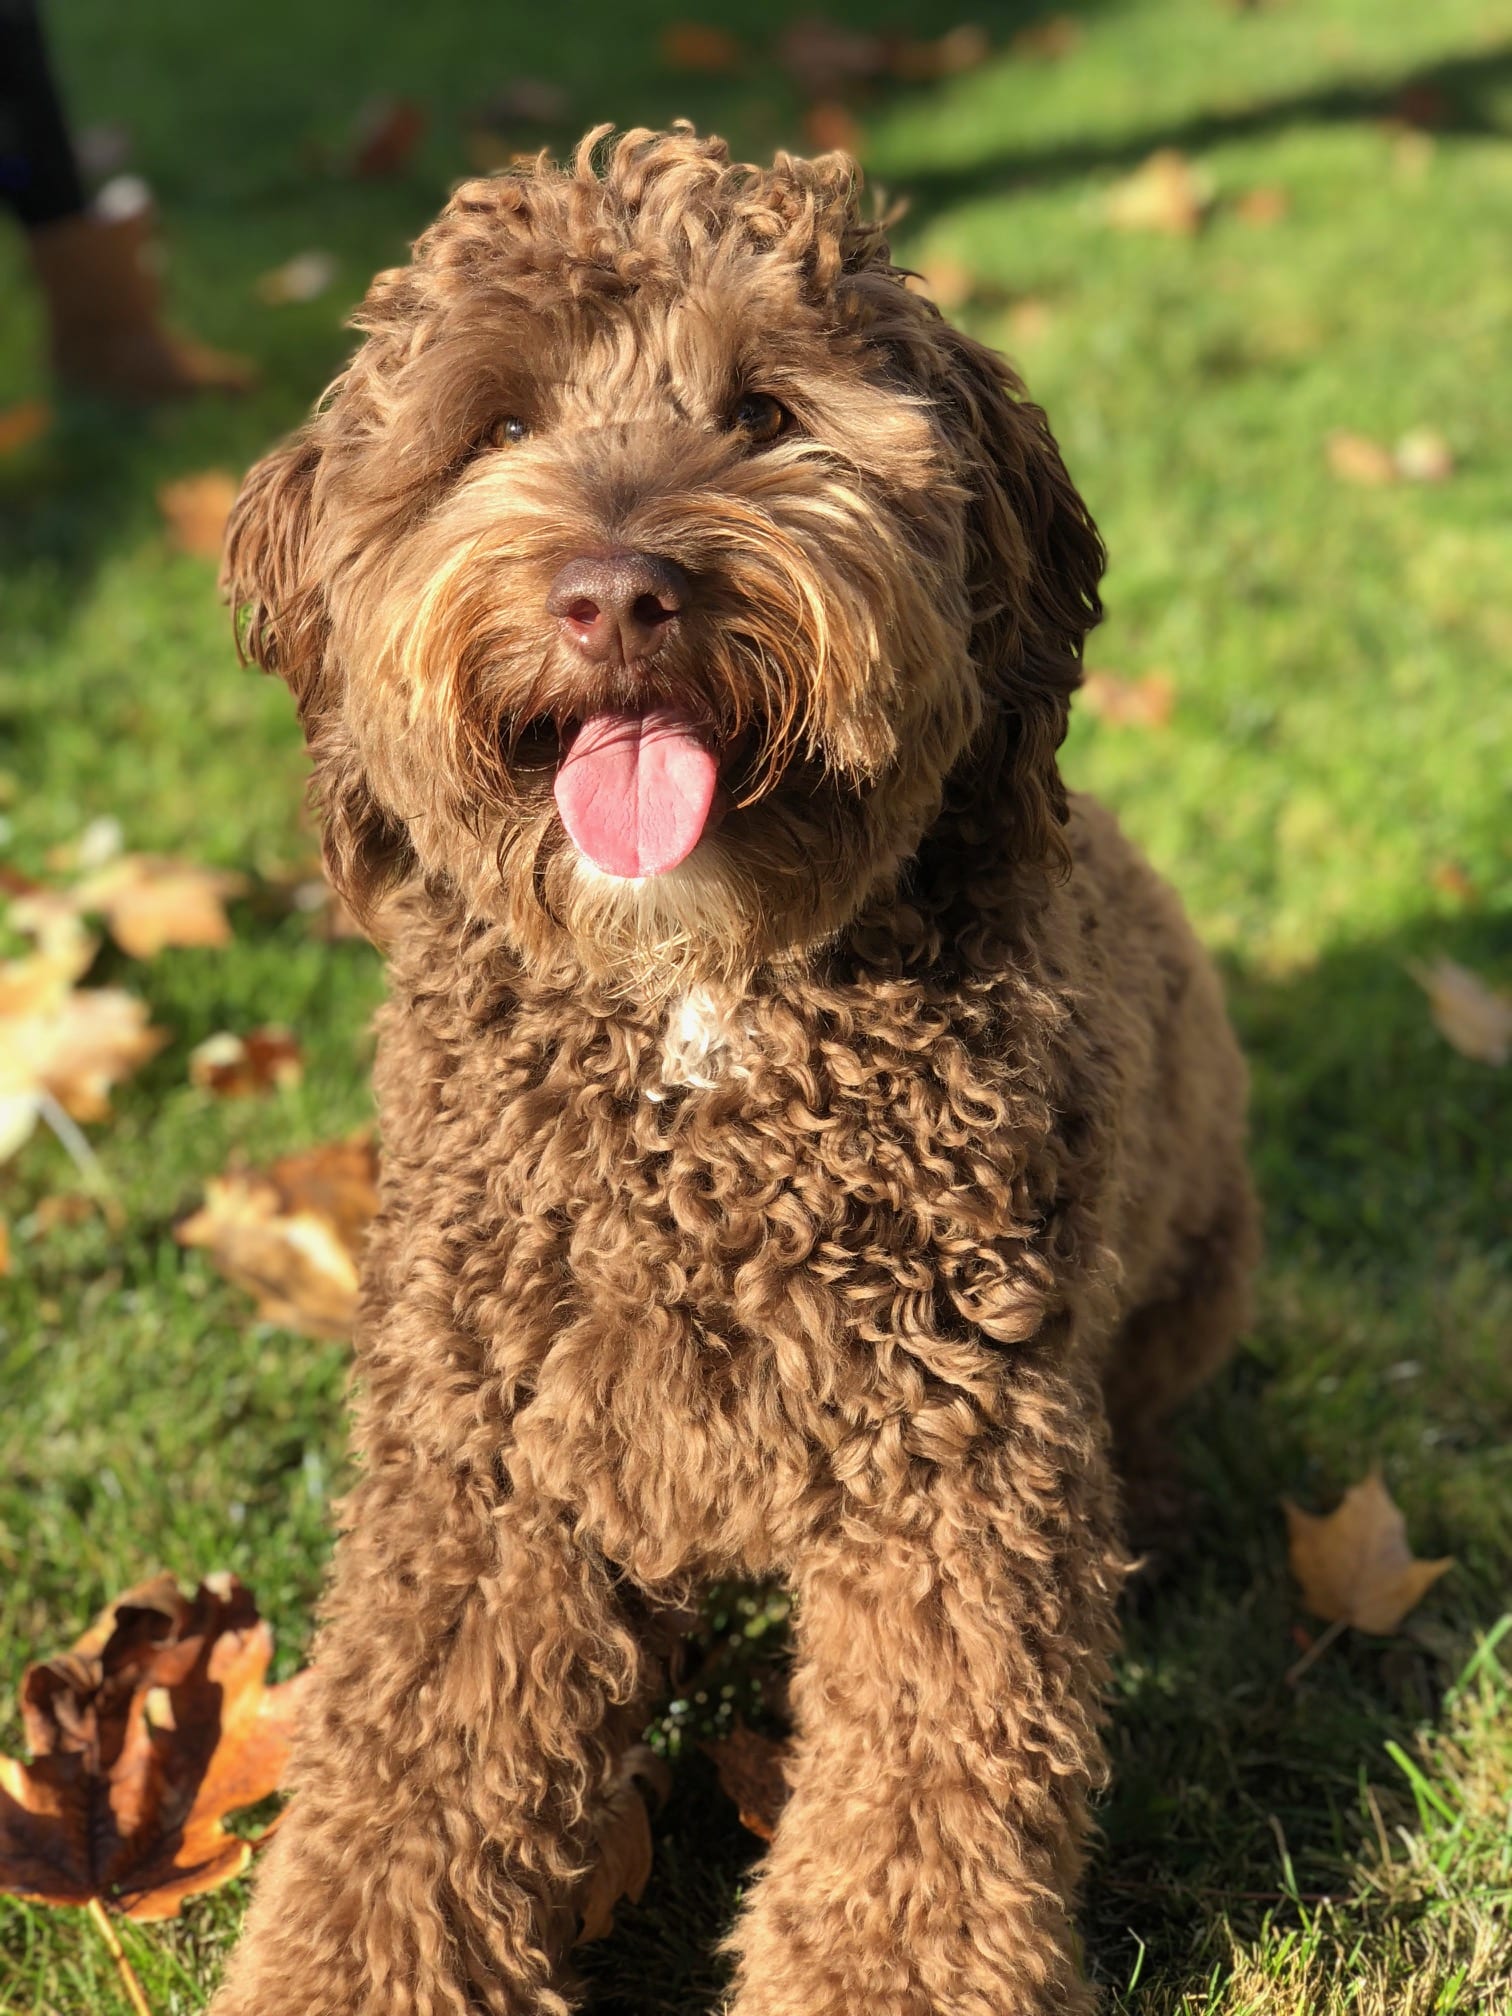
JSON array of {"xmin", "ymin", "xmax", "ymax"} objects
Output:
[
  {"xmin": 0, "ymin": 911, "xmax": 165, "ymax": 1159},
  {"xmin": 349, "ymin": 96, "xmax": 427, "ymax": 178},
  {"xmin": 0, "ymin": 398, "xmax": 52, "ymax": 457},
  {"xmin": 702, "ymin": 1722, "xmax": 790, "ymax": 1841},
  {"xmin": 660, "ymin": 22, "xmax": 743, "ymax": 72},
  {"xmin": 176, "ymin": 1136, "xmax": 380, "ymax": 1337},
  {"xmin": 1409, "ymin": 958, "xmax": 1512, "ymax": 1066},
  {"xmin": 1080, "ymin": 669, "xmax": 1177, "ymax": 730},
  {"xmin": 574, "ymin": 1745, "xmax": 670, "ymax": 1944},
  {"xmin": 189, "ymin": 1028, "xmax": 303, "ymax": 1099},
  {"xmin": 0, "ymin": 1573, "xmax": 309, "ymax": 1919},
  {"xmin": 74, "ymin": 855, "xmax": 248, "ymax": 959},
  {"xmin": 1284, "ymin": 1472, "xmax": 1453, "ymax": 1637},
  {"xmin": 157, "ymin": 472, "xmax": 239, "ymax": 560},
  {"xmin": 1106, "ymin": 150, "xmax": 1214, "ymax": 235},
  {"xmin": 1326, "ymin": 430, "xmax": 1397, "ymax": 487}
]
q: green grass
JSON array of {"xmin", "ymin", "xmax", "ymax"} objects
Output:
[{"xmin": 1, "ymin": 1, "xmax": 1509, "ymax": 2009}]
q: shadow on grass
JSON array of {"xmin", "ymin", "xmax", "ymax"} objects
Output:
[
  {"xmin": 569, "ymin": 905, "xmax": 1508, "ymax": 2013},
  {"xmin": 897, "ymin": 41, "xmax": 1512, "ymax": 227}
]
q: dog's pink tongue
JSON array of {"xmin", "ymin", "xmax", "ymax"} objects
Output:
[{"xmin": 554, "ymin": 708, "xmax": 718, "ymax": 879}]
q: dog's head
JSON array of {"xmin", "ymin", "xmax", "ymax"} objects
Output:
[{"xmin": 225, "ymin": 126, "xmax": 1102, "ymax": 996}]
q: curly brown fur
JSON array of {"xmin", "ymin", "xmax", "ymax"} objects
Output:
[{"xmin": 212, "ymin": 126, "xmax": 1259, "ymax": 2016}]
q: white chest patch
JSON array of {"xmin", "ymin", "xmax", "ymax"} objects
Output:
[{"xmin": 654, "ymin": 985, "xmax": 750, "ymax": 1094}]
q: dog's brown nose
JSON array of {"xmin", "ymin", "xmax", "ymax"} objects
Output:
[{"xmin": 546, "ymin": 552, "xmax": 689, "ymax": 664}]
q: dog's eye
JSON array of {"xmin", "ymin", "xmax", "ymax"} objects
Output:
[
  {"xmin": 729, "ymin": 393, "xmax": 789, "ymax": 446},
  {"xmin": 487, "ymin": 416, "xmax": 529, "ymax": 449}
]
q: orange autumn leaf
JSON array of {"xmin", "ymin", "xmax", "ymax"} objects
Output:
[
  {"xmin": 74, "ymin": 855, "xmax": 248, "ymax": 958},
  {"xmin": 803, "ymin": 102, "xmax": 864, "ymax": 156},
  {"xmin": 1284, "ymin": 1473, "xmax": 1453, "ymax": 1637},
  {"xmin": 350, "ymin": 96, "xmax": 427, "ymax": 179},
  {"xmin": 703, "ymin": 1722, "xmax": 790, "ymax": 1841},
  {"xmin": 189, "ymin": 1027, "xmax": 303, "ymax": 1099},
  {"xmin": 1326, "ymin": 430, "xmax": 1397, "ymax": 487},
  {"xmin": 0, "ymin": 398, "xmax": 52, "ymax": 457},
  {"xmin": 1106, "ymin": 150, "xmax": 1213, "ymax": 236},
  {"xmin": 660, "ymin": 23, "xmax": 743, "ymax": 72},
  {"xmin": 176, "ymin": 1136, "xmax": 380, "ymax": 1337},
  {"xmin": 157, "ymin": 471, "xmax": 239, "ymax": 559},
  {"xmin": 1234, "ymin": 184, "xmax": 1290, "ymax": 226},
  {"xmin": 574, "ymin": 1746, "xmax": 669, "ymax": 1944},
  {"xmin": 0, "ymin": 1574, "xmax": 309, "ymax": 1920},
  {"xmin": 1080, "ymin": 669, "xmax": 1177, "ymax": 730}
]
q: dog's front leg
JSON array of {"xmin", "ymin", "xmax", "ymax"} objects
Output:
[
  {"xmin": 725, "ymin": 1406, "xmax": 1123, "ymax": 2016},
  {"xmin": 209, "ymin": 1450, "xmax": 646, "ymax": 2016}
]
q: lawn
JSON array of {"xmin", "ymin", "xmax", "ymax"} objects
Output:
[{"xmin": 1, "ymin": 1, "xmax": 1508, "ymax": 2010}]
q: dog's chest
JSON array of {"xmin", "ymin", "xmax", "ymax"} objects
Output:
[{"xmin": 440, "ymin": 981, "xmax": 1059, "ymax": 1581}]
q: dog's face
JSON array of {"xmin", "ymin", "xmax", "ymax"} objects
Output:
[{"xmin": 226, "ymin": 126, "xmax": 1102, "ymax": 997}]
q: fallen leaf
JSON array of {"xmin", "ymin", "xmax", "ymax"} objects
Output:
[
  {"xmin": 1106, "ymin": 150, "xmax": 1213, "ymax": 235},
  {"xmin": 30, "ymin": 988, "xmax": 166, "ymax": 1126},
  {"xmin": 0, "ymin": 400, "xmax": 51, "ymax": 458},
  {"xmin": 1409, "ymin": 957, "xmax": 1512, "ymax": 1065},
  {"xmin": 1326, "ymin": 430, "xmax": 1397, "ymax": 487},
  {"xmin": 189, "ymin": 1028, "xmax": 303, "ymax": 1099},
  {"xmin": 1010, "ymin": 15, "xmax": 1083, "ymax": 60},
  {"xmin": 31, "ymin": 1194, "xmax": 98, "ymax": 1233},
  {"xmin": 157, "ymin": 472, "xmax": 239, "ymax": 559},
  {"xmin": 1285, "ymin": 1474, "xmax": 1452, "ymax": 1636},
  {"xmin": 803, "ymin": 102, "xmax": 864, "ymax": 156},
  {"xmin": 889, "ymin": 25, "xmax": 992, "ymax": 81},
  {"xmin": 660, "ymin": 23, "xmax": 743, "ymax": 72},
  {"xmin": 1430, "ymin": 860, "xmax": 1476, "ymax": 903},
  {"xmin": 703, "ymin": 1723, "xmax": 790, "ymax": 1840},
  {"xmin": 1234, "ymin": 184, "xmax": 1289, "ymax": 226},
  {"xmin": 1392, "ymin": 81, "xmax": 1450, "ymax": 130},
  {"xmin": 176, "ymin": 1136, "xmax": 380, "ymax": 1336},
  {"xmin": 1004, "ymin": 296, "xmax": 1054, "ymax": 345},
  {"xmin": 1395, "ymin": 427, "xmax": 1454, "ymax": 483},
  {"xmin": 574, "ymin": 1745, "xmax": 670, "ymax": 1943},
  {"xmin": 0, "ymin": 917, "xmax": 164, "ymax": 1158},
  {"xmin": 777, "ymin": 19, "xmax": 886, "ymax": 94},
  {"xmin": 0, "ymin": 1573, "xmax": 308, "ymax": 1919},
  {"xmin": 913, "ymin": 253, "xmax": 977, "ymax": 312},
  {"xmin": 350, "ymin": 96, "xmax": 427, "ymax": 178},
  {"xmin": 46, "ymin": 815, "xmax": 125, "ymax": 875},
  {"xmin": 256, "ymin": 251, "xmax": 338, "ymax": 306},
  {"xmin": 74, "ymin": 855, "xmax": 247, "ymax": 958},
  {"xmin": 1080, "ymin": 669, "xmax": 1176, "ymax": 729}
]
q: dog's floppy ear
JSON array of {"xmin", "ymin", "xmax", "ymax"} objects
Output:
[
  {"xmin": 933, "ymin": 324, "xmax": 1105, "ymax": 867},
  {"xmin": 222, "ymin": 435, "xmax": 413, "ymax": 918}
]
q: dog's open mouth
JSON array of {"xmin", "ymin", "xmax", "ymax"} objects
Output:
[{"xmin": 551, "ymin": 707, "xmax": 720, "ymax": 880}]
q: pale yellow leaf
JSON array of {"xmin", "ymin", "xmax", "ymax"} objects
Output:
[{"xmin": 1410, "ymin": 958, "xmax": 1512, "ymax": 1065}]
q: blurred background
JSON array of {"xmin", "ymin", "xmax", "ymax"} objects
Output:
[{"xmin": 1, "ymin": 3, "xmax": 1508, "ymax": 2012}]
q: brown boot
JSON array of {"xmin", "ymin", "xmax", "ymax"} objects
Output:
[{"xmin": 27, "ymin": 182, "xmax": 258, "ymax": 403}]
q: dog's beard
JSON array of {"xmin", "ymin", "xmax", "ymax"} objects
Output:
[{"xmin": 327, "ymin": 436, "xmax": 978, "ymax": 1000}]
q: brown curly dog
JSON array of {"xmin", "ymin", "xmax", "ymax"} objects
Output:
[{"xmin": 211, "ymin": 125, "xmax": 1258, "ymax": 2016}]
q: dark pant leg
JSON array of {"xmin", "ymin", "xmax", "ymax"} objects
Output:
[{"xmin": 0, "ymin": 0, "xmax": 85, "ymax": 227}]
